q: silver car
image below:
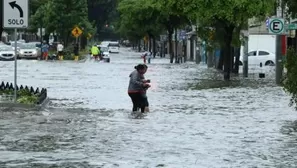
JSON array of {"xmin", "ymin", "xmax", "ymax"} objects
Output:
[
  {"xmin": 18, "ymin": 43, "xmax": 40, "ymax": 59},
  {"xmin": 0, "ymin": 45, "xmax": 15, "ymax": 61}
]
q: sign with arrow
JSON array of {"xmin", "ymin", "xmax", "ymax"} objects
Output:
[
  {"xmin": 3, "ymin": 0, "xmax": 29, "ymax": 28},
  {"xmin": 71, "ymin": 26, "xmax": 83, "ymax": 38}
]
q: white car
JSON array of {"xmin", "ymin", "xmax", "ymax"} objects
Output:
[
  {"xmin": 18, "ymin": 43, "xmax": 40, "ymax": 59},
  {"xmin": 100, "ymin": 46, "xmax": 110, "ymax": 62},
  {"xmin": 108, "ymin": 42, "xmax": 120, "ymax": 53},
  {"xmin": 9, "ymin": 41, "xmax": 23, "ymax": 52},
  {"xmin": 0, "ymin": 45, "xmax": 15, "ymax": 61},
  {"xmin": 238, "ymin": 49, "xmax": 275, "ymax": 66}
]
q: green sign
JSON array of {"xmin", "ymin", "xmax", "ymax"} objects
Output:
[{"xmin": 288, "ymin": 24, "xmax": 297, "ymax": 30}]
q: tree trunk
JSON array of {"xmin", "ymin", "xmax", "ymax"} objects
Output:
[
  {"xmin": 44, "ymin": 34, "xmax": 50, "ymax": 44},
  {"xmin": 230, "ymin": 46, "xmax": 234, "ymax": 72},
  {"xmin": 149, "ymin": 36, "xmax": 152, "ymax": 52},
  {"xmin": 81, "ymin": 36, "xmax": 87, "ymax": 50},
  {"xmin": 174, "ymin": 28, "xmax": 178, "ymax": 63},
  {"xmin": 233, "ymin": 47, "xmax": 240, "ymax": 74},
  {"xmin": 153, "ymin": 37, "xmax": 156, "ymax": 58},
  {"xmin": 168, "ymin": 31, "xmax": 174, "ymax": 63},
  {"xmin": 223, "ymin": 26, "xmax": 235, "ymax": 80},
  {"xmin": 138, "ymin": 39, "xmax": 141, "ymax": 52}
]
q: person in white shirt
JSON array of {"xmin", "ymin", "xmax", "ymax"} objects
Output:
[{"xmin": 57, "ymin": 42, "xmax": 64, "ymax": 60}]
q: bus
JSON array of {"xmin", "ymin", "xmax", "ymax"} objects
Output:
[{"xmin": 108, "ymin": 42, "xmax": 120, "ymax": 53}]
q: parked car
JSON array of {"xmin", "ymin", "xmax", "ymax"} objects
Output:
[
  {"xmin": 9, "ymin": 41, "xmax": 23, "ymax": 52},
  {"xmin": 238, "ymin": 49, "xmax": 275, "ymax": 66},
  {"xmin": 0, "ymin": 45, "xmax": 15, "ymax": 61},
  {"xmin": 27, "ymin": 41, "xmax": 42, "ymax": 48},
  {"xmin": 100, "ymin": 46, "xmax": 110, "ymax": 62},
  {"xmin": 108, "ymin": 41, "xmax": 120, "ymax": 53},
  {"xmin": 18, "ymin": 43, "xmax": 40, "ymax": 59}
]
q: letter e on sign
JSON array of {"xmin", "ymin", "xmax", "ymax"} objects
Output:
[{"xmin": 269, "ymin": 18, "xmax": 284, "ymax": 34}]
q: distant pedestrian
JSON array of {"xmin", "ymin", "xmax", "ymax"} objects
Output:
[
  {"xmin": 74, "ymin": 43, "xmax": 79, "ymax": 61},
  {"xmin": 57, "ymin": 42, "xmax": 64, "ymax": 60},
  {"xmin": 147, "ymin": 51, "xmax": 152, "ymax": 64},
  {"xmin": 41, "ymin": 41, "xmax": 49, "ymax": 60}
]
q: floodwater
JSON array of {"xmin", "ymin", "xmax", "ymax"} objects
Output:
[{"xmin": 0, "ymin": 48, "xmax": 296, "ymax": 168}]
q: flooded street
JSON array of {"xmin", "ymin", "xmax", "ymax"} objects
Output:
[{"xmin": 0, "ymin": 48, "xmax": 297, "ymax": 168}]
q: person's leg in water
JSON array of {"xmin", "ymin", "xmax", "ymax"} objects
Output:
[
  {"xmin": 128, "ymin": 93, "xmax": 140, "ymax": 112},
  {"xmin": 141, "ymin": 93, "xmax": 149, "ymax": 112}
]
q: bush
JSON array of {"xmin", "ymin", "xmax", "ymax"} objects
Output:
[
  {"xmin": 0, "ymin": 89, "xmax": 39, "ymax": 105},
  {"xmin": 62, "ymin": 46, "xmax": 89, "ymax": 60},
  {"xmin": 283, "ymin": 47, "xmax": 297, "ymax": 110}
]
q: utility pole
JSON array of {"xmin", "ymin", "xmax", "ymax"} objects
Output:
[{"xmin": 275, "ymin": 0, "xmax": 284, "ymax": 85}]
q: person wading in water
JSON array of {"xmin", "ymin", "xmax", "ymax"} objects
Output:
[{"xmin": 128, "ymin": 64, "xmax": 151, "ymax": 115}]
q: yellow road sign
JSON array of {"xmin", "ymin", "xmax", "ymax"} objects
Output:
[{"xmin": 72, "ymin": 26, "xmax": 83, "ymax": 37}]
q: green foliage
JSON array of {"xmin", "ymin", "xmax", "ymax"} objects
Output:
[
  {"xmin": 283, "ymin": 48, "xmax": 297, "ymax": 110},
  {"xmin": 116, "ymin": 0, "xmax": 192, "ymax": 41},
  {"xmin": 88, "ymin": 0, "xmax": 119, "ymax": 32},
  {"xmin": 117, "ymin": 0, "xmax": 162, "ymax": 41},
  {"xmin": 29, "ymin": 0, "xmax": 96, "ymax": 45},
  {"xmin": 0, "ymin": 89, "xmax": 38, "ymax": 105},
  {"xmin": 283, "ymin": 0, "xmax": 297, "ymax": 18}
]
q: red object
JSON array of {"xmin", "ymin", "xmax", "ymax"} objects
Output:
[{"xmin": 281, "ymin": 35, "xmax": 287, "ymax": 56}]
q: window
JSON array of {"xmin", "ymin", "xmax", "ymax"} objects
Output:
[
  {"xmin": 248, "ymin": 51, "xmax": 256, "ymax": 56},
  {"xmin": 259, "ymin": 51, "xmax": 269, "ymax": 56},
  {"xmin": 108, "ymin": 43, "xmax": 119, "ymax": 47}
]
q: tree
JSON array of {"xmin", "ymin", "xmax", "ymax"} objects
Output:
[
  {"xmin": 191, "ymin": 0, "xmax": 274, "ymax": 80},
  {"xmin": 88, "ymin": 0, "xmax": 118, "ymax": 36},
  {"xmin": 117, "ymin": 0, "xmax": 163, "ymax": 51},
  {"xmin": 30, "ymin": 0, "xmax": 95, "ymax": 46},
  {"xmin": 153, "ymin": 0, "xmax": 192, "ymax": 63},
  {"xmin": 283, "ymin": 48, "xmax": 297, "ymax": 110},
  {"xmin": 283, "ymin": 0, "xmax": 297, "ymax": 18}
]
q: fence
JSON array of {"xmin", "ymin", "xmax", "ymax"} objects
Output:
[{"xmin": 0, "ymin": 81, "xmax": 47, "ymax": 104}]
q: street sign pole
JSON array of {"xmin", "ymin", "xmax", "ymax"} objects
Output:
[
  {"xmin": 14, "ymin": 29, "xmax": 17, "ymax": 102},
  {"xmin": 269, "ymin": 17, "xmax": 285, "ymax": 85},
  {"xmin": 275, "ymin": 0, "xmax": 284, "ymax": 85},
  {"xmin": 3, "ymin": 0, "xmax": 29, "ymax": 103},
  {"xmin": 275, "ymin": 34, "xmax": 282, "ymax": 85}
]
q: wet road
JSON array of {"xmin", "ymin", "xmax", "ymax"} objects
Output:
[{"xmin": 0, "ymin": 48, "xmax": 297, "ymax": 168}]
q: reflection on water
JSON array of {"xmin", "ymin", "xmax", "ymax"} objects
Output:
[{"xmin": 0, "ymin": 48, "xmax": 296, "ymax": 167}]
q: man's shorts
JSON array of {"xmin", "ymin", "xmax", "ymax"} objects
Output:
[{"xmin": 43, "ymin": 52, "xmax": 48, "ymax": 57}]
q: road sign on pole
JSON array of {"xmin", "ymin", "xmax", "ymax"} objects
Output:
[
  {"xmin": 3, "ymin": 0, "xmax": 29, "ymax": 102},
  {"xmin": 288, "ymin": 23, "xmax": 297, "ymax": 30},
  {"xmin": 71, "ymin": 26, "xmax": 83, "ymax": 38},
  {"xmin": 269, "ymin": 18, "xmax": 285, "ymax": 34},
  {"xmin": 3, "ymin": 0, "xmax": 29, "ymax": 28}
]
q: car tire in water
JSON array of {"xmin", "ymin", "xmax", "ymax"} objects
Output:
[{"xmin": 265, "ymin": 60, "xmax": 275, "ymax": 66}]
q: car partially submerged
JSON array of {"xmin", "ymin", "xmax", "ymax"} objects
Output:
[
  {"xmin": 100, "ymin": 46, "xmax": 110, "ymax": 63},
  {"xmin": 18, "ymin": 43, "xmax": 40, "ymax": 59},
  {"xmin": 0, "ymin": 45, "xmax": 15, "ymax": 61}
]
